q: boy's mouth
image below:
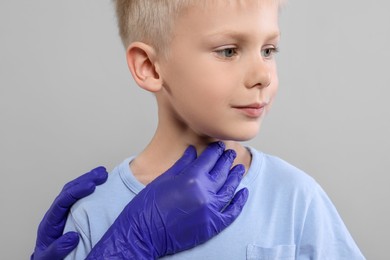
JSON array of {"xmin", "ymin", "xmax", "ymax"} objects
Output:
[{"xmin": 232, "ymin": 103, "xmax": 267, "ymax": 118}]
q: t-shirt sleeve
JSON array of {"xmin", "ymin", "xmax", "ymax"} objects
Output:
[
  {"xmin": 297, "ymin": 183, "xmax": 365, "ymax": 259},
  {"xmin": 63, "ymin": 210, "xmax": 92, "ymax": 260}
]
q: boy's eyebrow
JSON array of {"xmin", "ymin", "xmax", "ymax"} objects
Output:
[{"xmin": 204, "ymin": 30, "xmax": 281, "ymax": 42}]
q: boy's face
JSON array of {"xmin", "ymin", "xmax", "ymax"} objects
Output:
[{"xmin": 158, "ymin": 0, "xmax": 280, "ymax": 141}]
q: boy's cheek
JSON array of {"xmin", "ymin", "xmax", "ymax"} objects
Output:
[
  {"xmin": 266, "ymin": 92, "xmax": 278, "ymax": 114},
  {"xmin": 265, "ymin": 84, "xmax": 278, "ymax": 113}
]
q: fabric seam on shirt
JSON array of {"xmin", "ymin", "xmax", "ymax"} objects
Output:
[
  {"xmin": 69, "ymin": 209, "xmax": 91, "ymax": 243},
  {"xmin": 243, "ymin": 146, "xmax": 265, "ymax": 188},
  {"xmin": 295, "ymin": 182, "xmax": 318, "ymax": 253}
]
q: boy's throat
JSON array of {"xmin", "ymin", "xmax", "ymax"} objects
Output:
[{"xmin": 130, "ymin": 136, "xmax": 252, "ymax": 186}]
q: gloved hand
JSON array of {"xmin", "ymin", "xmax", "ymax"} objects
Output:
[
  {"xmin": 31, "ymin": 167, "xmax": 108, "ymax": 260},
  {"xmin": 87, "ymin": 142, "xmax": 249, "ymax": 259}
]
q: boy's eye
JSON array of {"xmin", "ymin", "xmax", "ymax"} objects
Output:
[
  {"xmin": 261, "ymin": 47, "xmax": 279, "ymax": 58},
  {"xmin": 215, "ymin": 48, "xmax": 238, "ymax": 58}
]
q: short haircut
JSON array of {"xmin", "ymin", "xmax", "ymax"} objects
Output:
[{"xmin": 113, "ymin": 0, "xmax": 286, "ymax": 57}]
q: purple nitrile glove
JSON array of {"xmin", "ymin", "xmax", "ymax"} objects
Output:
[
  {"xmin": 87, "ymin": 142, "xmax": 249, "ymax": 260},
  {"xmin": 31, "ymin": 167, "xmax": 108, "ymax": 260}
]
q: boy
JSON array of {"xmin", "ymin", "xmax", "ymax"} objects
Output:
[{"xmin": 64, "ymin": 0, "xmax": 365, "ymax": 259}]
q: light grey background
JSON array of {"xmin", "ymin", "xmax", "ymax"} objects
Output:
[{"xmin": 1, "ymin": 1, "xmax": 389, "ymax": 259}]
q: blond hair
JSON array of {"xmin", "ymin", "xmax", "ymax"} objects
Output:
[{"xmin": 113, "ymin": 0, "xmax": 286, "ymax": 56}]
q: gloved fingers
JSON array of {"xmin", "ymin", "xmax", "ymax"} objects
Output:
[
  {"xmin": 41, "ymin": 180, "xmax": 97, "ymax": 239},
  {"xmin": 57, "ymin": 180, "xmax": 97, "ymax": 209},
  {"xmin": 214, "ymin": 164, "xmax": 245, "ymax": 209},
  {"xmin": 165, "ymin": 145, "xmax": 197, "ymax": 177},
  {"xmin": 191, "ymin": 142, "xmax": 225, "ymax": 174},
  {"xmin": 218, "ymin": 188, "xmax": 249, "ymax": 228},
  {"xmin": 89, "ymin": 166, "xmax": 108, "ymax": 185},
  {"xmin": 208, "ymin": 149, "xmax": 236, "ymax": 190},
  {"xmin": 34, "ymin": 169, "xmax": 107, "ymax": 258},
  {"xmin": 63, "ymin": 166, "xmax": 108, "ymax": 190},
  {"xmin": 37, "ymin": 232, "xmax": 80, "ymax": 260},
  {"xmin": 57, "ymin": 167, "xmax": 108, "ymax": 209}
]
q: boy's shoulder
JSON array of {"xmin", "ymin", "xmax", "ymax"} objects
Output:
[
  {"xmin": 63, "ymin": 156, "xmax": 141, "ymax": 248},
  {"xmin": 250, "ymin": 147, "xmax": 316, "ymax": 182},
  {"xmin": 248, "ymin": 147, "xmax": 319, "ymax": 197},
  {"xmin": 69, "ymin": 156, "xmax": 139, "ymax": 219}
]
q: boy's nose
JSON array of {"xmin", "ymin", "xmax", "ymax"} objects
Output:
[{"xmin": 245, "ymin": 59, "xmax": 272, "ymax": 89}]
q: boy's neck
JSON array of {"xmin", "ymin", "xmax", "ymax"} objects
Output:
[{"xmin": 130, "ymin": 122, "xmax": 252, "ymax": 185}]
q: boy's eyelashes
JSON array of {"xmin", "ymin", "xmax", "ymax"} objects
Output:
[
  {"xmin": 214, "ymin": 47, "xmax": 238, "ymax": 59},
  {"xmin": 213, "ymin": 45, "xmax": 280, "ymax": 60},
  {"xmin": 262, "ymin": 46, "xmax": 279, "ymax": 59}
]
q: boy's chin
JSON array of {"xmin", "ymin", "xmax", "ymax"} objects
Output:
[
  {"xmin": 193, "ymin": 124, "xmax": 261, "ymax": 143},
  {"xmin": 235, "ymin": 126, "xmax": 261, "ymax": 141},
  {"xmin": 230, "ymin": 133, "xmax": 258, "ymax": 142},
  {"xmin": 216, "ymin": 129, "xmax": 260, "ymax": 143}
]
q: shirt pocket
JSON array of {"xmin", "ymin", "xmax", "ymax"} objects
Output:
[{"xmin": 247, "ymin": 244, "xmax": 296, "ymax": 260}]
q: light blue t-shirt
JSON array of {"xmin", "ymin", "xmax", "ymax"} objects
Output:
[{"xmin": 64, "ymin": 147, "xmax": 365, "ymax": 259}]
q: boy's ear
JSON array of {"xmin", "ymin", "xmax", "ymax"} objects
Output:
[{"xmin": 126, "ymin": 42, "xmax": 163, "ymax": 93}]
